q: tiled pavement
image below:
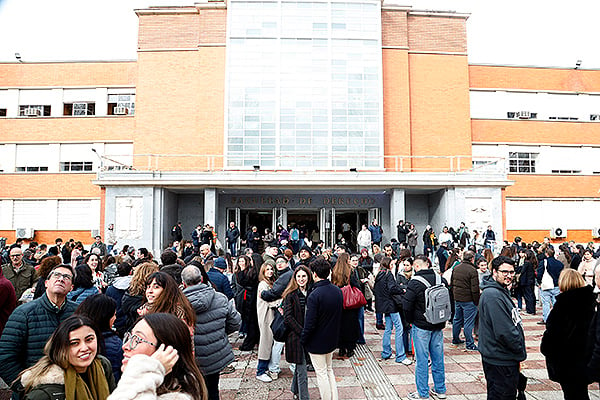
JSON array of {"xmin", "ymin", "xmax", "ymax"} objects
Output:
[{"xmin": 221, "ymin": 306, "xmax": 600, "ymax": 399}]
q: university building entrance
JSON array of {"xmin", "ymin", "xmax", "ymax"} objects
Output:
[{"xmin": 225, "ymin": 198, "xmax": 381, "ymax": 250}]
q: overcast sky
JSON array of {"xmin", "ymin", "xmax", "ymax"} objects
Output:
[{"xmin": 1, "ymin": 0, "xmax": 599, "ymax": 68}]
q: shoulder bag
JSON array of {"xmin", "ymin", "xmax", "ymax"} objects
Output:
[
  {"xmin": 341, "ymin": 284, "xmax": 367, "ymax": 309},
  {"xmin": 540, "ymin": 260, "xmax": 554, "ymax": 290}
]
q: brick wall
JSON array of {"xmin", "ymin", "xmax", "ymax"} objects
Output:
[
  {"xmin": 138, "ymin": 11, "xmax": 200, "ymax": 50},
  {"xmin": 0, "ymin": 174, "xmax": 100, "ymax": 199},
  {"xmin": 0, "ymin": 62, "xmax": 136, "ymax": 87},
  {"xmin": 199, "ymin": 9, "xmax": 227, "ymax": 44},
  {"xmin": 470, "ymin": 65, "xmax": 600, "ymax": 92},
  {"xmin": 408, "ymin": 15, "xmax": 467, "ymax": 54},
  {"xmin": 381, "ymin": 10, "xmax": 408, "ymax": 48}
]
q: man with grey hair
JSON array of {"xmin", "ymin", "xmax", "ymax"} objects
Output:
[{"xmin": 182, "ymin": 265, "xmax": 241, "ymax": 400}]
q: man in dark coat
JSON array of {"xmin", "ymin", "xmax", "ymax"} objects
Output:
[
  {"xmin": 450, "ymin": 250, "xmax": 480, "ymax": 351},
  {"xmin": 301, "ymin": 257, "xmax": 342, "ymax": 400},
  {"xmin": 396, "ymin": 220, "xmax": 409, "ymax": 244},
  {"xmin": 171, "ymin": 221, "xmax": 183, "ymax": 243},
  {"xmin": 0, "ymin": 264, "xmax": 77, "ymax": 386},
  {"xmin": 225, "ymin": 221, "xmax": 240, "ymax": 257}
]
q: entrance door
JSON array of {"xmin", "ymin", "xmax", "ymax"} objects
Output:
[
  {"xmin": 273, "ymin": 208, "xmax": 287, "ymax": 234},
  {"xmin": 240, "ymin": 210, "xmax": 273, "ymax": 252},
  {"xmin": 334, "ymin": 210, "xmax": 367, "ymax": 252},
  {"xmin": 287, "ymin": 211, "xmax": 319, "ymax": 245},
  {"xmin": 320, "ymin": 208, "xmax": 336, "ymax": 248},
  {"xmin": 368, "ymin": 207, "xmax": 380, "ymax": 225}
]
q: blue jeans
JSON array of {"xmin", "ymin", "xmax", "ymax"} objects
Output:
[
  {"xmin": 403, "ymin": 325, "xmax": 412, "ymax": 354},
  {"xmin": 357, "ymin": 306, "xmax": 366, "ymax": 344},
  {"xmin": 452, "ymin": 301, "xmax": 478, "ymax": 348},
  {"xmin": 257, "ymin": 359, "xmax": 269, "ymax": 376},
  {"xmin": 412, "ymin": 326, "xmax": 446, "ymax": 398},
  {"xmin": 269, "ymin": 341, "xmax": 284, "ymax": 373},
  {"xmin": 376, "ymin": 312, "xmax": 384, "ymax": 325},
  {"xmin": 382, "ymin": 312, "xmax": 407, "ymax": 361},
  {"xmin": 291, "ymin": 353, "xmax": 309, "ymax": 400},
  {"xmin": 228, "ymin": 241, "xmax": 237, "ymax": 257},
  {"xmin": 540, "ymin": 287, "xmax": 560, "ymax": 322}
]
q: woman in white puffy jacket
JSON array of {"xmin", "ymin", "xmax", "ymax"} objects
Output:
[{"xmin": 109, "ymin": 313, "xmax": 207, "ymax": 400}]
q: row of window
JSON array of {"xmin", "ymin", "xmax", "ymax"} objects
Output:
[{"xmin": 507, "ymin": 111, "xmax": 599, "ymax": 121}]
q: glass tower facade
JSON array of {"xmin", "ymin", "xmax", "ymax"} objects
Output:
[{"xmin": 226, "ymin": 0, "xmax": 383, "ymax": 169}]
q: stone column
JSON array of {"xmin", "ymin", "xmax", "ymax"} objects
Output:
[
  {"xmin": 390, "ymin": 189, "xmax": 405, "ymax": 238},
  {"xmin": 204, "ymin": 188, "xmax": 217, "ymax": 227}
]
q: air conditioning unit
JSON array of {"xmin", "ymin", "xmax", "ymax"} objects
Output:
[
  {"xmin": 24, "ymin": 108, "xmax": 41, "ymax": 117},
  {"xmin": 592, "ymin": 227, "xmax": 600, "ymax": 239},
  {"xmin": 15, "ymin": 228, "xmax": 35, "ymax": 239},
  {"xmin": 517, "ymin": 111, "xmax": 531, "ymax": 119},
  {"xmin": 113, "ymin": 106, "xmax": 127, "ymax": 115},
  {"xmin": 90, "ymin": 229, "xmax": 100, "ymax": 238},
  {"xmin": 549, "ymin": 227, "xmax": 567, "ymax": 239},
  {"xmin": 591, "ymin": 114, "xmax": 600, "ymax": 121}
]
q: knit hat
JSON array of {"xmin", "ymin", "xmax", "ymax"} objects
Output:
[{"xmin": 213, "ymin": 257, "xmax": 227, "ymax": 270}]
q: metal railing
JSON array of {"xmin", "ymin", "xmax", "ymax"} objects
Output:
[{"xmin": 98, "ymin": 154, "xmax": 507, "ymax": 174}]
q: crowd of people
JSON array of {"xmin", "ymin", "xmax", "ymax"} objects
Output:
[{"xmin": 1, "ymin": 222, "xmax": 600, "ymax": 400}]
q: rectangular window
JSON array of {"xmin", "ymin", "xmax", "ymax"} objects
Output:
[
  {"xmin": 19, "ymin": 105, "xmax": 51, "ymax": 117},
  {"xmin": 508, "ymin": 152, "xmax": 538, "ymax": 173},
  {"xmin": 60, "ymin": 161, "xmax": 93, "ymax": 172},
  {"xmin": 107, "ymin": 94, "xmax": 135, "ymax": 115},
  {"xmin": 0, "ymin": 109, "xmax": 6, "ymax": 117},
  {"xmin": 15, "ymin": 166, "xmax": 49, "ymax": 172},
  {"xmin": 63, "ymin": 103, "xmax": 95, "ymax": 116},
  {"xmin": 551, "ymin": 169, "xmax": 581, "ymax": 174}
]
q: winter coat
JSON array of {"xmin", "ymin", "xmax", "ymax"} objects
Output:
[
  {"xmin": 359, "ymin": 256, "xmax": 373, "ymax": 274},
  {"xmin": 0, "ymin": 270, "xmax": 16, "ymax": 337},
  {"xmin": 402, "ymin": 269, "xmax": 447, "ymax": 331},
  {"xmin": 66, "ymin": 286, "xmax": 99, "ymax": 304},
  {"xmin": 357, "ymin": 230, "xmax": 372, "ymax": 248},
  {"xmin": 368, "ymin": 224, "xmax": 383, "ymax": 243},
  {"xmin": 226, "ymin": 227, "xmax": 240, "ymax": 242},
  {"xmin": 397, "ymin": 224, "xmax": 409, "ymax": 243},
  {"xmin": 103, "ymin": 330, "xmax": 123, "ymax": 382},
  {"xmin": 106, "ymin": 276, "xmax": 132, "ymax": 312},
  {"xmin": 374, "ymin": 270, "xmax": 403, "ymax": 314},
  {"xmin": 587, "ymin": 305, "xmax": 600, "ymax": 383},
  {"xmin": 2, "ymin": 262, "xmax": 37, "ymax": 301},
  {"xmin": 257, "ymin": 280, "xmax": 279, "ymax": 360},
  {"xmin": 541, "ymin": 285, "xmax": 596, "ymax": 383},
  {"xmin": 183, "ymin": 283, "xmax": 241, "ymax": 376},
  {"xmin": 301, "ymin": 279, "xmax": 343, "ymax": 354},
  {"xmin": 206, "ymin": 268, "xmax": 234, "ymax": 300},
  {"xmin": 117, "ymin": 291, "xmax": 143, "ymax": 337},
  {"xmin": 516, "ymin": 260, "xmax": 536, "ymax": 287},
  {"xmin": 0, "ymin": 294, "xmax": 77, "ymax": 384},
  {"xmin": 478, "ymin": 275, "xmax": 526, "ymax": 366},
  {"xmin": 537, "ymin": 256, "xmax": 564, "ymax": 287},
  {"xmin": 261, "ymin": 267, "xmax": 292, "ymax": 302},
  {"xmin": 108, "ymin": 355, "xmax": 191, "ymax": 400},
  {"xmin": 407, "ymin": 228, "xmax": 418, "ymax": 247},
  {"xmin": 21, "ymin": 355, "xmax": 115, "ymax": 400},
  {"xmin": 283, "ymin": 289, "xmax": 307, "ymax": 364},
  {"xmin": 450, "ymin": 261, "xmax": 480, "ymax": 305}
]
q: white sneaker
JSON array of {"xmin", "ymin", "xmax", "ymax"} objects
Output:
[
  {"xmin": 268, "ymin": 371, "xmax": 279, "ymax": 380},
  {"xmin": 256, "ymin": 373, "xmax": 272, "ymax": 383},
  {"xmin": 406, "ymin": 392, "xmax": 429, "ymax": 399},
  {"xmin": 429, "ymin": 387, "xmax": 447, "ymax": 399},
  {"xmin": 400, "ymin": 358, "xmax": 413, "ymax": 366}
]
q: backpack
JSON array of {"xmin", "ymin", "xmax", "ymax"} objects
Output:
[
  {"xmin": 290, "ymin": 228, "xmax": 299, "ymax": 241},
  {"xmin": 412, "ymin": 273, "xmax": 451, "ymax": 324}
]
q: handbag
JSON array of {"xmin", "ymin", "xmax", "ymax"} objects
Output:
[
  {"xmin": 540, "ymin": 260, "xmax": 554, "ymax": 290},
  {"xmin": 270, "ymin": 308, "xmax": 288, "ymax": 342},
  {"xmin": 341, "ymin": 284, "xmax": 367, "ymax": 309}
]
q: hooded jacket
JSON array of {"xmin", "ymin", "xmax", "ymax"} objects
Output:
[
  {"xmin": 183, "ymin": 283, "xmax": 241, "ymax": 376},
  {"xmin": 478, "ymin": 275, "xmax": 526, "ymax": 366},
  {"xmin": 373, "ymin": 270, "xmax": 403, "ymax": 314}
]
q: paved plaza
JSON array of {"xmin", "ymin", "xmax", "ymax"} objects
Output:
[{"xmin": 220, "ymin": 306, "xmax": 600, "ymax": 400}]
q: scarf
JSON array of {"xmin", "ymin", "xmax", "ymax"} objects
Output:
[{"xmin": 64, "ymin": 358, "xmax": 110, "ymax": 400}]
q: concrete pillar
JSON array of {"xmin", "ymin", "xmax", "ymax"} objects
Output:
[
  {"xmin": 390, "ymin": 188, "xmax": 406, "ymax": 237},
  {"xmin": 204, "ymin": 188, "xmax": 217, "ymax": 227}
]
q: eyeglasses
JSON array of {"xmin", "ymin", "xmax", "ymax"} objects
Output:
[
  {"xmin": 10, "ymin": 254, "xmax": 22, "ymax": 258},
  {"xmin": 123, "ymin": 332, "xmax": 157, "ymax": 349},
  {"xmin": 50, "ymin": 271, "xmax": 73, "ymax": 281},
  {"xmin": 497, "ymin": 270, "xmax": 516, "ymax": 275}
]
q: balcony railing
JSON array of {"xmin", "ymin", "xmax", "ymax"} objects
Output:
[{"xmin": 98, "ymin": 154, "xmax": 507, "ymax": 174}]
